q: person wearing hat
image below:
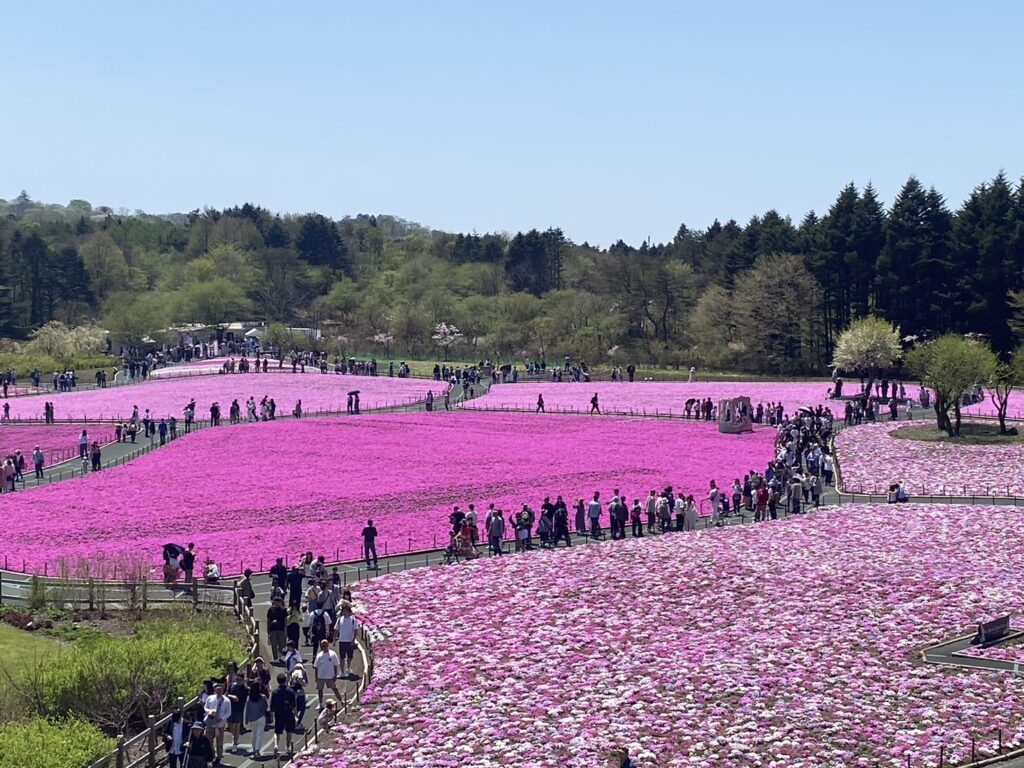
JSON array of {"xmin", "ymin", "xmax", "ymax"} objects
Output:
[{"xmin": 183, "ymin": 720, "xmax": 214, "ymax": 768}]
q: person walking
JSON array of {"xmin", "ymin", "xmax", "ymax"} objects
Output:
[
  {"xmin": 243, "ymin": 683, "xmax": 268, "ymax": 759},
  {"xmin": 334, "ymin": 604, "xmax": 360, "ymax": 677},
  {"xmin": 162, "ymin": 712, "xmax": 187, "ymax": 768},
  {"xmin": 202, "ymin": 683, "xmax": 231, "ymax": 764},
  {"xmin": 313, "ymin": 639, "xmax": 343, "ymax": 709},
  {"xmin": 361, "ymin": 519, "xmax": 379, "ymax": 569},
  {"xmin": 269, "ymin": 673, "xmax": 297, "ymax": 758},
  {"xmin": 590, "ymin": 393, "xmax": 600, "ymax": 414},
  {"xmin": 536, "ymin": 394, "xmax": 545, "ymax": 413},
  {"xmin": 183, "ymin": 721, "xmax": 214, "ymax": 768},
  {"xmin": 267, "ymin": 597, "xmax": 288, "ymax": 662},
  {"xmin": 32, "ymin": 445, "xmax": 44, "ymax": 479}
]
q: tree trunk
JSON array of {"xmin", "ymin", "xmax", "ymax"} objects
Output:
[{"xmin": 953, "ymin": 404, "xmax": 962, "ymax": 437}]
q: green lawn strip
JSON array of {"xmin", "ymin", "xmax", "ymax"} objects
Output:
[{"xmin": 891, "ymin": 422, "xmax": 1023, "ymax": 445}]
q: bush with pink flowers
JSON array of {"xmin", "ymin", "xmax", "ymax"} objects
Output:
[
  {"xmin": 297, "ymin": 504, "xmax": 1024, "ymax": 768},
  {"xmin": 0, "ymin": 412, "xmax": 774, "ymax": 575}
]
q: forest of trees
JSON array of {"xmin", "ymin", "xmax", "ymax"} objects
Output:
[{"xmin": 1, "ymin": 173, "xmax": 1023, "ymax": 374}]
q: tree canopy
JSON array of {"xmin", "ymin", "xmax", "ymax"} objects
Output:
[{"xmin": 2, "ymin": 172, "xmax": 1024, "ymax": 372}]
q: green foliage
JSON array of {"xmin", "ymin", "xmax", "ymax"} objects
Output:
[
  {"xmin": 907, "ymin": 334, "xmax": 998, "ymax": 436},
  {"xmin": 0, "ymin": 718, "xmax": 113, "ymax": 768},
  {"xmin": 0, "ymin": 352, "xmax": 114, "ymax": 376},
  {"xmin": 38, "ymin": 618, "xmax": 242, "ymax": 734},
  {"xmin": 4, "ymin": 173, "xmax": 1024, "ymax": 373},
  {"xmin": 101, "ymin": 292, "xmax": 168, "ymax": 350}
]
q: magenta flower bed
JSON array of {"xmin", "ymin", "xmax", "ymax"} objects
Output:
[
  {"xmin": 1, "ymin": 375, "xmax": 445, "ymax": 421},
  {"xmin": 297, "ymin": 504, "xmax": 1024, "ymax": 768},
  {"xmin": 0, "ymin": 424, "xmax": 115, "ymax": 464},
  {"xmin": 462, "ymin": 381, "xmax": 839, "ymax": 419},
  {"xmin": 0, "ymin": 412, "xmax": 774, "ymax": 575},
  {"xmin": 834, "ymin": 422, "xmax": 1024, "ymax": 496}
]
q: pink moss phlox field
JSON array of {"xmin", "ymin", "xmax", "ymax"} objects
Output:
[
  {"xmin": 957, "ymin": 643, "xmax": 1024, "ymax": 662},
  {"xmin": 835, "ymin": 422, "xmax": 1024, "ymax": 496},
  {"xmin": 462, "ymin": 381, "xmax": 839, "ymax": 418},
  {"xmin": 0, "ymin": 424, "xmax": 115, "ymax": 461},
  {"xmin": 0, "ymin": 413, "xmax": 774, "ymax": 575},
  {"xmin": 961, "ymin": 390, "xmax": 1024, "ymax": 419},
  {"xmin": 296, "ymin": 504, "xmax": 1024, "ymax": 768},
  {"xmin": 2, "ymin": 375, "xmax": 446, "ymax": 421}
]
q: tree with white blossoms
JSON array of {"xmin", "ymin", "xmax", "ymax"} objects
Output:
[
  {"xmin": 432, "ymin": 322, "xmax": 463, "ymax": 362},
  {"xmin": 26, "ymin": 321, "xmax": 107, "ymax": 364},
  {"xmin": 831, "ymin": 316, "xmax": 902, "ymax": 400},
  {"xmin": 372, "ymin": 331, "xmax": 394, "ymax": 358}
]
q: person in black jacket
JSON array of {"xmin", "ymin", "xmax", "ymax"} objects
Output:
[
  {"xmin": 267, "ymin": 598, "xmax": 288, "ymax": 661},
  {"xmin": 183, "ymin": 721, "xmax": 214, "ymax": 768},
  {"xmin": 269, "ymin": 673, "xmax": 297, "ymax": 757},
  {"xmin": 163, "ymin": 712, "xmax": 187, "ymax": 768}
]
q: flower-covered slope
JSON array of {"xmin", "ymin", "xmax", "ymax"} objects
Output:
[
  {"xmin": 302, "ymin": 504, "xmax": 1024, "ymax": 768},
  {"xmin": 835, "ymin": 421, "xmax": 1024, "ymax": 496},
  {"xmin": 462, "ymin": 381, "xmax": 840, "ymax": 418},
  {"xmin": 2, "ymin": 374, "xmax": 444, "ymax": 421},
  {"xmin": 0, "ymin": 412, "xmax": 775, "ymax": 574}
]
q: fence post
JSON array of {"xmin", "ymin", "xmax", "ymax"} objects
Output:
[
  {"xmin": 192, "ymin": 585, "xmax": 199, "ymax": 611},
  {"xmin": 115, "ymin": 734, "xmax": 126, "ymax": 768},
  {"xmin": 141, "ymin": 578, "xmax": 148, "ymax": 610},
  {"xmin": 147, "ymin": 714, "xmax": 157, "ymax": 768}
]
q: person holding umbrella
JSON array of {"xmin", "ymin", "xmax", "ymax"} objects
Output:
[{"xmin": 162, "ymin": 543, "xmax": 186, "ymax": 585}]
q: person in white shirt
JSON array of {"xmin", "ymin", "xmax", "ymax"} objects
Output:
[
  {"xmin": 282, "ymin": 641, "xmax": 304, "ymax": 676},
  {"xmin": 333, "ymin": 605, "xmax": 360, "ymax": 677},
  {"xmin": 312, "ymin": 639, "xmax": 342, "ymax": 708},
  {"xmin": 202, "ymin": 683, "xmax": 231, "ymax": 763}
]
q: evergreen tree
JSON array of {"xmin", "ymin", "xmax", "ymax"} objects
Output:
[
  {"xmin": 954, "ymin": 173, "xmax": 1021, "ymax": 351},
  {"xmin": 875, "ymin": 177, "xmax": 954, "ymax": 337},
  {"xmin": 852, "ymin": 183, "xmax": 885, "ymax": 316},
  {"xmin": 296, "ymin": 214, "xmax": 348, "ymax": 272}
]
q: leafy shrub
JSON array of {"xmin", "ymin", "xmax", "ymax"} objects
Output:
[
  {"xmin": 0, "ymin": 718, "xmax": 112, "ymax": 768},
  {"xmin": 41, "ymin": 618, "xmax": 243, "ymax": 734}
]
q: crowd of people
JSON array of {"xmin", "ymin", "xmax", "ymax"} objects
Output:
[{"xmin": 437, "ymin": 405, "xmax": 839, "ymax": 563}]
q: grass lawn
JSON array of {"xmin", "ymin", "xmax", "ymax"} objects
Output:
[
  {"xmin": 891, "ymin": 422, "xmax": 1024, "ymax": 445},
  {"xmin": 0, "ymin": 622, "xmax": 61, "ymax": 669}
]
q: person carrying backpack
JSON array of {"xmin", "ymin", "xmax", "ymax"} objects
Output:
[{"xmin": 310, "ymin": 606, "xmax": 330, "ymax": 648}]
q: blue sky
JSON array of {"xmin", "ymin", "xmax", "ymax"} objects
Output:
[{"xmin": 1, "ymin": 1, "xmax": 1021, "ymax": 246}]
